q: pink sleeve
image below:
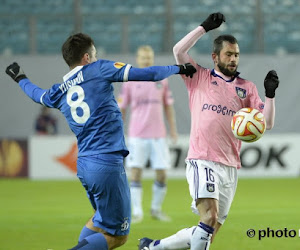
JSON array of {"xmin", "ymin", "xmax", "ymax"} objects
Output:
[
  {"xmin": 117, "ymin": 82, "xmax": 130, "ymax": 109},
  {"xmin": 173, "ymin": 26, "xmax": 206, "ymax": 66},
  {"xmin": 162, "ymin": 79, "xmax": 174, "ymax": 106},
  {"xmin": 262, "ymin": 97, "xmax": 275, "ymax": 130},
  {"xmin": 248, "ymin": 83, "xmax": 275, "ymax": 130}
]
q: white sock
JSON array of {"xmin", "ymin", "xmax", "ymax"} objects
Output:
[
  {"xmin": 191, "ymin": 223, "xmax": 214, "ymax": 250},
  {"xmin": 150, "ymin": 227, "xmax": 196, "ymax": 250},
  {"xmin": 151, "ymin": 181, "xmax": 167, "ymax": 211},
  {"xmin": 130, "ymin": 181, "xmax": 143, "ymax": 217}
]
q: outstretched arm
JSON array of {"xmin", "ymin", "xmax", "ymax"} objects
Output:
[
  {"xmin": 263, "ymin": 70, "xmax": 279, "ymax": 130},
  {"xmin": 173, "ymin": 12, "xmax": 226, "ymax": 65},
  {"xmin": 173, "ymin": 26, "xmax": 206, "ymax": 65},
  {"xmin": 128, "ymin": 63, "xmax": 196, "ymax": 81},
  {"xmin": 6, "ymin": 62, "xmax": 46, "ymax": 104},
  {"xmin": 19, "ymin": 79, "xmax": 46, "ymax": 104}
]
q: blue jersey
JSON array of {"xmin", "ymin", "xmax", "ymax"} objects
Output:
[
  {"xmin": 41, "ymin": 59, "xmax": 131, "ymax": 157},
  {"xmin": 18, "ymin": 60, "xmax": 181, "ymax": 157}
]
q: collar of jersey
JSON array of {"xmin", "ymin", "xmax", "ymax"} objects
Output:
[
  {"xmin": 210, "ymin": 69, "xmax": 240, "ymax": 83},
  {"xmin": 63, "ymin": 66, "xmax": 83, "ymax": 82}
]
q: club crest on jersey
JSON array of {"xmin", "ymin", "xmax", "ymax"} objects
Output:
[
  {"xmin": 206, "ymin": 183, "xmax": 215, "ymax": 192},
  {"xmin": 114, "ymin": 62, "xmax": 126, "ymax": 69},
  {"xmin": 259, "ymin": 103, "xmax": 265, "ymax": 110},
  {"xmin": 235, "ymin": 87, "xmax": 247, "ymax": 99}
]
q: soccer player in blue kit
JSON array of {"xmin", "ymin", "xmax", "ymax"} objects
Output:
[{"xmin": 5, "ymin": 33, "xmax": 196, "ymax": 250}]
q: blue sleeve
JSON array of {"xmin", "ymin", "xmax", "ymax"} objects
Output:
[
  {"xmin": 41, "ymin": 84, "xmax": 63, "ymax": 108},
  {"xmin": 99, "ymin": 60, "xmax": 132, "ymax": 82},
  {"xmin": 128, "ymin": 65, "xmax": 180, "ymax": 82},
  {"xmin": 19, "ymin": 78, "xmax": 46, "ymax": 104}
]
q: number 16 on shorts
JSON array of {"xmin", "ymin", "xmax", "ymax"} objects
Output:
[
  {"xmin": 186, "ymin": 160, "xmax": 219, "ymax": 200},
  {"xmin": 205, "ymin": 167, "xmax": 215, "ymax": 192}
]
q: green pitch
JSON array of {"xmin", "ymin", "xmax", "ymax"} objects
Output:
[{"xmin": 0, "ymin": 178, "xmax": 300, "ymax": 250}]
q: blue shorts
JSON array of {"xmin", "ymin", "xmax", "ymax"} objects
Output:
[{"xmin": 77, "ymin": 154, "xmax": 131, "ymax": 236}]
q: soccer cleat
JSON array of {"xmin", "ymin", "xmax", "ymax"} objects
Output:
[
  {"xmin": 151, "ymin": 209, "xmax": 171, "ymax": 222},
  {"xmin": 138, "ymin": 237, "xmax": 153, "ymax": 250}
]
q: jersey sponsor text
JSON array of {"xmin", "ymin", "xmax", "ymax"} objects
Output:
[{"xmin": 202, "ymin": 103, "xmax": 236, "ymax": 116}]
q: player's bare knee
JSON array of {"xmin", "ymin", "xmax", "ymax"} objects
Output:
[
  {"xmin": 155, "ymin": 169, "xmax": 167, "ymax": 183},
  {"xmin": 131, "ymin": 168, "xmax": 142, "ymax": 182},
  {"xmin": 108, "ymin": 235, "xmax": 128, "ymax": 249},
  {"xmin": 115, "ymin": 235, "xmax": 128, "ymax": 248}
]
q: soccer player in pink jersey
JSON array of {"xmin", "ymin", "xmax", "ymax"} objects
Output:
[
  {"xmin": 118, "ymin": 45, "xmax": 178, "ymax": 223},
  {"xmin": 139, "ymin": 13, "xmax": 279, "ymax": 250}
]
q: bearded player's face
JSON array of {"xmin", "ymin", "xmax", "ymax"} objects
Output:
[{"xmin": 215, "ymin": 41, "xmax": 240, "ymax": 77}]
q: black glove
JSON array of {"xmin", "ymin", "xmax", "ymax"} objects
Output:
[
  {"xmin": 177, "ymin": 63, "xmax": 197, "ymax": 78},
  {"xmin": 264, "ymin": 70, "xmax": 279, "ymax": 98},
  {"xmin": 5, "ymin": 62, "xmax": 27, "ymax": 83},
  {"xmin": 200, "ymin": 12, "xmax": 226, "ymax": 32}
]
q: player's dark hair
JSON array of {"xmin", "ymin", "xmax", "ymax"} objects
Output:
[
  {"xmin": 62, "ymin": 33, "xmax": 95, "ymax": 67},
  {"xmin": 213, "ymin": 35, "xmax": 238, "ymax": 55}
]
